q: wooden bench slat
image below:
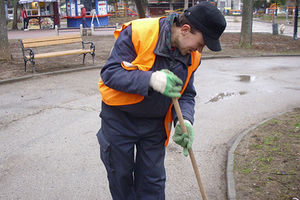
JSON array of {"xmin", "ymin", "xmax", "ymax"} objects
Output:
[
  {"xmin": 26, "ymin": 49, "xmax": 93, "ymax": 59},
  {"xmin": 23, "ymin": 38, "xmax": 83, "ymax": 48},
  {"xmin": 22, "ymin": 34, "xmax": 82, "ymax": 44}
]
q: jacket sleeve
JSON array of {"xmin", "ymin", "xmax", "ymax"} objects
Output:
[
  {"xmin": 100, "ymin": 25, "xmax": 153, "ymax": 96},
  {"xmin": 172, "ymin": 72, "xmax": 197, "ymax": 125}
]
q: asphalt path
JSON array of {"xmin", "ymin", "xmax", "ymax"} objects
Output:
[{"xmin": 1, "ymin": 56, "xmax": 300, "ymax": 199}]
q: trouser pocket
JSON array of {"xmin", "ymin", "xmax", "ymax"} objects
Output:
[{"xmin": 97, "ymin": 129, "xmax": 113, "ymax": 173}]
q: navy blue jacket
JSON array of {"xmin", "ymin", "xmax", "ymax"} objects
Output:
[{"xmin": 100, "ymin": 17, "xmax": 198, "ymax": 126}]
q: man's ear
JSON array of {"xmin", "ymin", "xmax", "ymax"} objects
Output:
[{"xmin": 181, "ymin": 24, "xmax": 191, "ymax": 35}]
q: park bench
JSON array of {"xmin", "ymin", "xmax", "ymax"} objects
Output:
[{"xmin": 19, "ymin": 33, "xmax": 95, "ymax": 73}]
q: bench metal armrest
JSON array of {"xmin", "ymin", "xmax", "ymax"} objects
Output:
[
  {"xmin": 82, "ymin": 41, "xmax": 95, "ymax": 52},
  {"xmin": 19, "ymin": 40, "xmax": 35, "ymax": 72},
  {"xmin": 19, "ymin": 40, "xmax": 34, "ymax": 60},
  {"xmin": 24, "ymin": 48, "xmax": 35, "ymax": 59}
]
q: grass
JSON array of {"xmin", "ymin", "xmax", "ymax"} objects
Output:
[
  {"xmin": 240, "ymin": 168, "xmax": 251, "ymax": 174},
  {"xmin": 6, "ymin": 21, "xmax": 23, "ymax": 30},
  {"xmin": 294, "ymin": 123, "xmax": 300, "ymax": 132},
  {"xmin": 234, "ymin": 109, "xmax": 300, "ymax": 199},
  {"xmin": 251, "ymin": 143, "xmax": 263, "ymax": 149},
  {"xmin": 258, "ymin": 156, "xmax": 273, "ymax": 164}
]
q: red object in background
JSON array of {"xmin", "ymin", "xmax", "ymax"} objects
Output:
[
  {"xmin": 81, "ymin": 7, "xmax": 86, "ymax": 17},
  {"xmin": 53, "ymin": 2, "xmax": 60, "ymax": 26},
  {"xmin": 22, "ymin": 9, "xmax": 28, "ymax": 19}
]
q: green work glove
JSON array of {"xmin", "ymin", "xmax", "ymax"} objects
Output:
[
  {"xmin": 172, "ymin": 119, "xmax": 194, "ymax": 156},
  {"xmin": 149, "ymin": 69, "xmax": 183, "ymax": 98}
]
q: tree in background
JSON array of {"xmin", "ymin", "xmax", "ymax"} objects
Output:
[
  {"xmin": 253, "ymin": 0, "xmax": 267, "ymax": 12},
  {"xmin": 240, "ymin": 0, "xmax": 254, "ymax": 48},
  {"xmin": 294, "ymin": 0, "xmax": 299, "ymax": 40},
  {"xmin": 253, "ymin": 0, "xmax": 286, "ymax": 13},
  {"xmin": 0, "ymin": 0, "xmax": 12, "ymax": 61},
  {"xmin": 134, "ymin": 0, "xmax": 146, "ymax": 18},
  {"xmin": 11, "ymin": 0, "xmax": 20, "ymax": 30},
  {"xmin": 184, "ymin": 0, "xmax": 189, "ymax": 10}
]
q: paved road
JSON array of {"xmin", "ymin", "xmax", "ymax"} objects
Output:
[
  {"xmin": 1, "ymin": 56, "xmax": 299, "ymax": 199},
  {"xmin": 8, "ymin": 16, "xmax": 299, "ymax": 40}
]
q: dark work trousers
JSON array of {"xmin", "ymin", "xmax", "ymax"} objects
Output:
[
  {"xmin": 97, "ymin": 109, "xmax": 167, "ymax": 200},
  {"xmin": 23, "ymin": 18, "xmax": 29, "ymax": 29}
]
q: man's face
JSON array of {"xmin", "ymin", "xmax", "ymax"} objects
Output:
[{"xmin": 176, "ymin": 24, "xmax": 205, "ymax": 56}]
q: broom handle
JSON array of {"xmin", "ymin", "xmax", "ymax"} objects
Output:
[{"xmin": 172, "ymin": 98, "xmax": 208, "ymax": 200}]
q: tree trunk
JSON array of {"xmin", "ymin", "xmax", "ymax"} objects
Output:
[
  {"xmin": 134, "ymin": 0, "xmax": 146, "ymax": 18},
  {"xmin": 0, "ymin": 0, "xmax": 12, "ymax": 61},
  {"xmin": 12, "ymin": 0, "xmax": 19, "ymax": 30},
  {"xmin": 239, "ymin": 0, "xmax": 254, "ymax": 48},
  {"xmin": 184, "ymin": 0, "xmax": 189, "ymax": 10},
  {"xmin": 294, "ymin": 0, "xmax": 299, "ymax": 40}
]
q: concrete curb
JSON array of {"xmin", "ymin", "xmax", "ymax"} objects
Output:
[
  {"xmin": 226, "ymin": 109, "xmax": 294, "ymax": 200},
  {"xmin": 0, "ymin": 65, "xmax": 101, "ymax": 85},
  {"xmin": 0, "ymin": 55, "xmax": 299, "ymax": 85},
  {"xmin": 226, "ymin": 118, "xmax": 270, "ymax": 200}
]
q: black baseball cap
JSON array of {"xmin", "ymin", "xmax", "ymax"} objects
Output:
[{"xmin": 184, "ymin": 1, "xmax": 227, "ymax": 51}]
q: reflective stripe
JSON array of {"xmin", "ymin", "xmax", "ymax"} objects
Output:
[{"xmin": 121, "ymin": 61, "xmax": 138, "ymax": 70}]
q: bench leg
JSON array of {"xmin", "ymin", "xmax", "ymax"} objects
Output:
[
  {"xmin": 31, "ymin": 60, "xmax": 36, "ymax": 73},
  {"xmin": 83, "ymin": 53, "xmax": 95, "ymax": 65},
  {"xmin": 83, "ymin": 54, "xmax": 86, "ymax": 64},
  {"xmin": 24, "ymin": 60, "xmax": 27, "ymax": 72}
]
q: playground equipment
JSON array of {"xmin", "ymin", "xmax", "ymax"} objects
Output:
[
  {"xmin": 164, "ymin": 8, "xmax": 184, "ymax": 15},
  {"xmin": 110, "ymin": 3, "xmax": 137, "ymax": 17}
]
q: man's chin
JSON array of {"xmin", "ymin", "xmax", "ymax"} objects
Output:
[{"xmin": 179, "ymin": 50, "xmax": 189, "ymax": 56}]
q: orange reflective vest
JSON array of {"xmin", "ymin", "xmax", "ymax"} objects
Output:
[{"xmin": 98, "ymin": 17, "xmax": 201, "ymax": 146}]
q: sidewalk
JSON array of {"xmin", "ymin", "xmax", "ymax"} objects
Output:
[
  {"xmin": 8, "ymin": 16, "xmax": 299, "ymax": 40},
  {"xmin": 8, "ymin": 27, "xmax": 115, "ymax": 40},
  {"xmin": 224, "ymin": 16, "xmax": 299, "ymax": 37}
]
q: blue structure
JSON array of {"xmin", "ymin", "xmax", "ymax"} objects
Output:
[{"xmin": 65, "ymin": 0, "xmax": 109, "ymax": 28}]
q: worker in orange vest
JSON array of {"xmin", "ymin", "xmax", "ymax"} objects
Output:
[{"xmin": 97, "ymin": 2, "xmax": 226, "ymax": 199}]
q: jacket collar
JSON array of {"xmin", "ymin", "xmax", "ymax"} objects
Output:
[{"xmin": 154, "ymin": 14, "xmax": 191, "ymax": 67}]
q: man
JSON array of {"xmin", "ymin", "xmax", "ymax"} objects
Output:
[
  {"xmin": 81, "ymin": 5, "xmax": 88, "ymax": 28},
  {"xmin": 97, "ymin": 2, "xmax": 226, "ymax": 199},
  {"xmin": 21, "ymin": 8, "xmax": 29, "ymax": 31}
]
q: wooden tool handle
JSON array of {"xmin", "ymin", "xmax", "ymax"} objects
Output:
[
  {"xmin": 172, "ymin": 98, "xmax": 208, "ymax": 200},
  {"xmin": 172, "ymin": 98, "xmax": 187, "ymax": 133}
]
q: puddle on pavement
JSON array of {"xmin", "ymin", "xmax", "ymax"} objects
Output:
[
  {"xmin": 206, "ymin": 91, "xmax": 247, "ymax": 104},
  {"xmin": 285, "ymin": 87, "xmax": 300, "ymax": 91},
  {"xmin": 270, "ymin": 66, "xmax": 294, "ymax": 71},
  {"xmin": 237, "ymin": 75, "xmax": 255, "ymax": 82}
]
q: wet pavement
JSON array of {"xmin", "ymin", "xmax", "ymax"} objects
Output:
[{"xmin": 0, "ymin": 56, "xmax": 299, "ymax": 199}]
